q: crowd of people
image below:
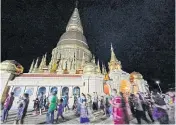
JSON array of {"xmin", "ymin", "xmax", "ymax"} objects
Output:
[{"xmin": 1, "ymin": 89, "xmax": 175, "ymax": 124}]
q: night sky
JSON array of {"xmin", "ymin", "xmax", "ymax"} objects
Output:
[{"xmin": 2, "ymin": 0, "xmax": 175, "ymax": 92}]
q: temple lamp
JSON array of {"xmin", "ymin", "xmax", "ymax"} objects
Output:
[{"xmin": 155, "ymin": 80, "xmax": 162, "ymax": 94}]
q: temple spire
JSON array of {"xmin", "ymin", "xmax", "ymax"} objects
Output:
[
  {"xmin": 39, "ymin": 56, "xmax": 44, "ymax": 69},
  {"xmin": 43, "ymin": 53, "xmax": 47, "ymax": 67},
  {"xmin": 102, "ymin": 62, "xmax": 105, "ymax": 75},
  {"xmin": 66, "ymin": 3, "xmax": 83, "ymax": 33},
  {"xmin": 108, "ymin": 43, "xmax": 122, "ymax": 71},
  {"xmin": 97, "ymin": 59, "xmax": 101, "ymax": 74},
  {"xmin": 75, "ymin": 0, "xmax": 78, "ymax": 8},
  {"xmin": 110, "ymin": 43, "xmax": 118, "ymax": 62},
  {"xmin": 91, "ymin": 55, "xmax": 95, "ymax": 63},
  {"xmin": 34, "ymin": 58, "xmax": 39, "ymax": 68},
  {"xmin": 29, "ymin": 60, "xmax": 34, "ymax": 73}
]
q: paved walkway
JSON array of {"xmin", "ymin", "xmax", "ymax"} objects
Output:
[{"xmin": 1, "ymin": 106, "xmax": 175, "ymax": 124}]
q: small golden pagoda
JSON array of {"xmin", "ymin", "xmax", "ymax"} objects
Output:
[{"xmin": 108, "ymin": 43, "xmax": 122, "ymax": 71}]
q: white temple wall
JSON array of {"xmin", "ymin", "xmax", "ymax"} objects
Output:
[
  {"xmin": 7, "ymin": 75, "xmax": 84, "ymax": 109},
  {"xmin": 109, "ymin": 70, "xmax": 130, "ymax": 94},
  {"xmin": 82, "ymin": 75, "xmax": 104, "ymax": 96},
  {"xmin": 0, "ymin": 72, "xmax": 13, "ymax": 97},
  {"xmin": 33, "ymin": 86, "xmax": 39, "ymax": 99},
  {"xmin": 8, "ymin": 76, "xmax": 83, "ymax": 87},
  {"xmin": 109, "ymin": 70, "xmax": 121, "ymax": 92},
  {"xmin": 57, "ymin": 86, "xmax": 62, "ymax": 99}
]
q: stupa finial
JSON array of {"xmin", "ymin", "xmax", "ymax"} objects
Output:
[
  {"xmin": 66, "ymin": 1, "xmax": 83, "ymax": 33},
  {"xmin": 111, "ymin": 43, "xmax": 113, "ymax": 51},
  {"xmin": 75, "ymin": 0, "xmax": 79, "ymax": 8},
  {"xmin": 97, "ymin": 59, "xmax": 101, "ymax": 73}
]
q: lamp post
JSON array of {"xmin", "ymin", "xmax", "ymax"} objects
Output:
[{"xmin": 155, "ymin": 80, "xmax": 162, "ymax": 94}]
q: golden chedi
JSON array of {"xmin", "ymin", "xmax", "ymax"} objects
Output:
[{"xmin": 108, "ymin": 43, "xmax": 122, "ymax": 71}]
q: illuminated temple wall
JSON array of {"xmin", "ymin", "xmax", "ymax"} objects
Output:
[
  {"xmin": 107, "ymin": 70, "xmax": 148, "ymax": 95},
  {"xmin": 7, "ymin": 73, "xmax": 104, "ymax": 109},
  {"xmin": 0, "ymin": 72, "xmax": 15, "ymax": 104},
  {"xmin": 108, "ymin": 70, "xmax": 131, "ymax": 94}
]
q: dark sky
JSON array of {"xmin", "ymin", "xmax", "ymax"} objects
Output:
[{"xmin": 1, "ymin": 0, "xmax": 175, "ymax": 92}]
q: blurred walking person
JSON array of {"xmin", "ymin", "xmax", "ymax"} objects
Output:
[
  {"xmin": 129, "ymin": 94, "xmax": 136, "ymax": 117},
  {"xmin": 99, "ymin": 96, "xmax": 105, "ymax": 115},
  {"xmin": 46, "ymin": 91, "xmax": 57, "ymax": 124},
  {"xmin": 134, "ymin": 93, "xmax": 150, "ymax": 124},
  {"xmin": 56, "ymin": 99, "xmax": 65, "ymax": 123},
  {"xmin": 87, "ymin": 94, "xmax": 95, "ymax": 119},
  {"xmin": 76, "ymin": 95, "xmax": 81, "ymax": 116},
  {"xmin": 152, "ymin": 91, "xmax": 169, "ymax": 124},
  {"xmin": 43, "ymin": 95, "xmax": 47, "ymax": 111},
  {"xmin": 105, "ymin": 96, "xmax": 110, "ymax": 116},
  {"xmin": 1, "ymin": 92, "xmax": 14, "ymax": 123},
  {"xmin": 15, "ymin": 93, "xmax": 29, "ymax": 124},
  {"xmin": 33, "ymin": 97, "xmax": 39, "ymax": 115},
  {"xmin": 92, "ymin": 92, "xmax": 98, "ymax": 111},
  {"xmin": 109, "ymin": 89, "xmax": 126, "ymax": 124},
  {"xmin": 119, "ymin": 92, "xmax": 129, "ymax": 124},
  {"xmin": 39, "ymin": 92, "xmax": 44, "ymax": 115},
  {"xmin": 80, "ymin": 101, "xmax": 90, "ymax": 124}
]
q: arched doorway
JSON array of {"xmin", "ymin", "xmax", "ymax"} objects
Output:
[
  {"xmin": 62, "ymin": 87, "xmax": 69, "ymax": 96},
  {"xmin": 25, "ymin": 87, "xmax": 34, "ymax": 96},
  {"xmin": 38, "ymin": 87, "xmax": 46, "ymax": 96},
  {"xmin": 13, "ymin": 87, "xmax": 22, "ymax": 97},
  {"xmin": 50, "ymin": 87, "xmax": 58, "ymax": 94},
  {"xmin": 119, "ymin": 80, "xmax": 131, "ymax": 94},
  {"xmin": 73, "ymin": 86, "xmax": 80, "ymax": 97},
  {"xmin": 104, "ymin": 83, "xmax": 110, "ymax": 95}
]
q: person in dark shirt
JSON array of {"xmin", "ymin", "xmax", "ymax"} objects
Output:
[
  {"xmin": 39, "ymin": 92, "xmax": 44, "ymax": 115},
  {"xmin": 15, "ymin": 93, "xmax": 29, "ymax": 124},
  {"xmin": 129, "ymin": 94, "xmax": 136, "ymax": 117},
  {"xmin": 119, "ymin": 92, "xmax": 129, "ymax": 124},
  {"xmin": 56, "ymin": 99, "xmax": 65, "ymax": 123},
  {"xmin": 33, "ymin": 98, "xmax": 39, "ymax": 115}
]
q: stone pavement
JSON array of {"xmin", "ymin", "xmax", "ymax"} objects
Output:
[{"xmin": 1, "ymin": 106, "xmax": 175, "ymax": 124}]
